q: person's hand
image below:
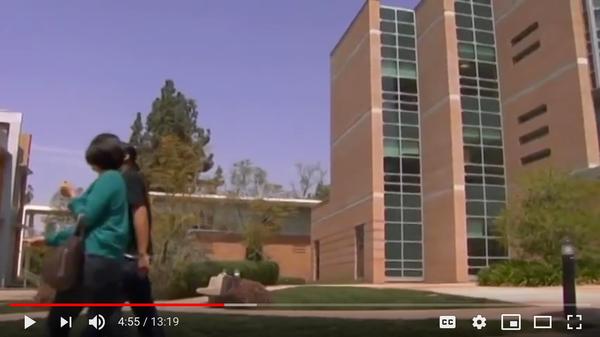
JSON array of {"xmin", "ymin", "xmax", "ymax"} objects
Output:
[
  {"xmin": 137, "ymin": 253, "xmax": 151, "ymax": 276},
  {"xmin": 24, "ymin": 236, "xmax": 46, "ymax": 247},
  {"xmin": 60, "ymin": 181, "xmax": 78, "ymax": 198}
]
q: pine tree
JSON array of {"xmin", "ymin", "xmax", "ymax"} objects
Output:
[
  {"xmin": 129, "ymin": 112, "xmax": 144, "ymax": 147},
  {"xmin": 128, "ymin": 79, "xmax": 215, "ymax": 193}
]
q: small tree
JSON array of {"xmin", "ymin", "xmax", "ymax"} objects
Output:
[
  {"xmin": 498, "ymin": 169, "xmax": 600, "ymax": 264},
  {"xmin": 227, "ymin": 159, "xmax": 294, "ymax": 261}
]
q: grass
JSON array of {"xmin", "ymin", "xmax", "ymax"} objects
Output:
[
  {"xmin": 267, "ymin": 286, "xmax": 509, "ymax": 310},
  {"xmin": 0, "ymin": 313, "xmax": 567, "ymax": 337},
  {"xmin": 0, "ymin": 301, "xmax": 47, "ymax": 315}
]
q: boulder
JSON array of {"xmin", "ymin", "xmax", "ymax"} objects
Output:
[{"xmin": 198, "ymin": 273, "xmax": 272, "ymax": 304}]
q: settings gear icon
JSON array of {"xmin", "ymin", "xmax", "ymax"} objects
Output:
[{"xmin": 472, "ymin": 314, "xmax": 487, "ymax": 330}]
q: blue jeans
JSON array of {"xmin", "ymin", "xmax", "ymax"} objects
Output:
[
  {"xmin": 46, "ymin": 254, "xmax": 126, "ymax": 337},
  {"xmin": 122, "ymin": 257, "xmax": 165, "ymax": 337}
]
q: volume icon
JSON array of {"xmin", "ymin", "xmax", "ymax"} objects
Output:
[{"xmin": 88, "ymin": 314, "xmax": 105, "ymax": 330}]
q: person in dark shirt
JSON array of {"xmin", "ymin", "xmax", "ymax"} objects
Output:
[{"xmin": 120, "ymin": 143, "xmax": 165, "ymax": 337}]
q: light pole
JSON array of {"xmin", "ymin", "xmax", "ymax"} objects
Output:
[{"xmin": 561, "ymin": 238, "xmax": 577, "ymax": 318}]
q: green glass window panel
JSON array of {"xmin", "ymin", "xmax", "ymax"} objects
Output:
[
  {"xmin": 462, "ymin": 96, "xmax": 479, "ymax": 110},
  {"xmin": 477, "ymin": 45, "xmax": 496, "ymax": 61},
  {"xmin": 467, "ymin": 218, "xmax": 486, "ymax": 236},
  {"xmin": 382, "ymin": 47, "xmax": 397, "ymax": 58},
  {"xmin": 382, "ymin": 60, "xmax": 398, "ymax": 77},
  {"xmin": 401, "ymin": 112, "xmax": 418, "ymax": 125},
  {"xmin": 403, "ymin": 209, "xmax": 421, "ymax": 222},
  {"xmin": 468, "ymin": 238, "xmax": 486, "ymax": 256},
  {"xmin": 457, "ymin": 28, "xmax": 474, "ymax": 42},
  {"xmin": 397, "ymin": 10, "xmax": 414, "ymax": 23},
  {"xmin": 462, "ymin": 111, "xmax": 480, "ymax": 125},
  {"xmin": 486, "ymin": 202, "xmax": 506, "ymax": 217},
  {"xmin": 455, "ymin": 2, "xmax": 472, "ymax": 15},
  {"xmin": 463, "ymin": 127, "xmax": 481, "ymax": 144},
  {"xmin": 459, "ymin": 43, "xmax": 476, "ymax": 59},
  {"xmin": 397, "ymin": 23, "xmax": 415, "ymax": 35},
  {"xmin": 485, "ymin": 186, "xmax": 506, "ymax": 201},
  {"xmin": 404, "ymin": 270, "xmax": 423, "ymax": 277},
  {"xmin": 401, "ymin": 140, "xmax": 419, "ymax": 156},
  {"xmin": 403, "ymin": 243, "xmax": 422, "ymax": 259},
  {"xmin": 473, "ymin": 4, "xmax": 492, "ymax": 18},
  {"xmin": 482, "ymin": 128, "xmax": 502, "ymax": 146},
  {"xmin": 384, "ymin": 138, "xmax": 401, "ymax": 156},
  {"xmin": 385, "ymin": 223, "xmax": 403, "ymax": 240},
  {"xmin": 464, "ymin": 146, "xmax": 482, "ymax": 164},
  {"xmin": 384, "ymin": 124, "xmax": 400, "ymax": 137},
  {"xmin": 398, "ymin": 48, "xmax": 416, "ymax": 61},
  {"xmin": 380, "ymin": 8, "xmax": 395, "ymax": 20},
  {"xmin": 466, "ymin": 185, "xmax": 484, "ymax": 200},
  {"xmin": 481, "ymin": 113, "xmax": 501, "ymax": 127},
  {"xmin": 483, "ymin": 147, "xmax": 504, "ymax": 165},
  {"xmin": 384, "ymin": 194, "xmax": 402, "ymax": 207},
  {"xmin": 403, "ymin": 224, "xmax": 422, "ymax": 241},
  {"xmin": 385, "ymin": 242, "xmax": 403, "ymax": 259},
  {"xmin": 476, "ymin": 31, "xmax": 495, "ymax": 45},
  {"xmin": 398, "ymin": 62, "xmax": 417, "ymax": 78},
  {"xmin": 480, "ymin": 98, "xmax": 500, "ymax": 112},
  {"xmin": 403, "ymin": 194, "xmax": 421, "ymax": 208},
  {"xmin": 383, "ymin": 110, "xmax": 399, "ymax": 123},
  {"xmin": 381, "ymin": 34, "xmax": 396, "ymax": 46},
  {"xmin": 466, "ymin": 201, "xmax": 485, "ymax": 216},
  {"xmin": 385, "ymin": 208, "xmax": 402, "ymax": 221}
]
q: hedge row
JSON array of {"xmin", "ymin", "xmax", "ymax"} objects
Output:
[
  {"xmin": 478, "ymin": 260, "xmax": 600, "ymax": 286},
  {"xmin": 162, "ymin": 260, "xmax": 279, "ymax": 299}
]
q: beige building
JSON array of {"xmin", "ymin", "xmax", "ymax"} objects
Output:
[{"xmin": 312, "ymin": 0, "xmax": 600, "ymax": 283}]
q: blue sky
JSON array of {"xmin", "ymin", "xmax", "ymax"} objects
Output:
[{"xmin": 0, "ymin": 0, "xmax": 418, "ymax": 205}]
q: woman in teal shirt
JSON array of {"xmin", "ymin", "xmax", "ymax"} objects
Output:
[{"xmin": 30, "ymin": 133, "xmax": 131, "ymax": 337}]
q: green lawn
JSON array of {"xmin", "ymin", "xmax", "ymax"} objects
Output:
[
  {"xmin": 0, "ymin": 314, "xmax": 567, "ymax": 337},
  {"xmin": 0, "ymin": 301, "xmax": 47, "ymax": 314},
  {"xmin": 267, "ymin": 286, "xmax": 509, "ymax": 310}
]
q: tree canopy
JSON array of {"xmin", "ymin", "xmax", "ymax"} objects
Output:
[
  {"xmin": 128, "ymin": 79, "xmax": 218, "ymax": 193},
  {"xmin": 498, "ymin": 169, "xmax": 600, "ymax": 263}
]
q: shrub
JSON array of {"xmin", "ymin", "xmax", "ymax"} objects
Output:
[
  {"xmin": 277, "ymin": 277, "xmax": 306, "ymax": 285},
  {"xmin": 155, "ymin": 260, "xmax": 280, "ymax": 299},
  {"xmin": 478, "ymin": 260, "xmax": 600, "ymax": 286}
]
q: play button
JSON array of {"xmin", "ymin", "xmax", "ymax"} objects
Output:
[{"xmin": 24, "ymin": 315, "xmax": 36, "ymax": 330}]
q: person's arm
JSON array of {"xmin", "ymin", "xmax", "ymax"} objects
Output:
[
  {"xmin": 133, "ymin": 205, "xmax": 150, "ymax": 256},
  {"xmin": 44, "ymin": 226, "xmax": 75, "ymax": 246},
  {"xmin": 68, "ymin": 173, "xmax": 120, "ymax": 229},
  {"xmin": 124, "ymin": 172, "xmax": 152, "ymax": 272}
]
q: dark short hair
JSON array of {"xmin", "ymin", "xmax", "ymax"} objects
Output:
[
  {"xmin": 122, "ymin": 143, "xmax": 138, "ymax": 163},
  {"xmin": 85, "ymin": 133, "xmax": 125, "ymax": 170}
]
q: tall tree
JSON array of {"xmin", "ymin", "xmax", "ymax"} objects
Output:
[
  {"xmin": 129, "ymin": 112, "xmax": 144, "ymax": 147},
  {"xmin": 128, "ymin": 79, "xmax": 214, "ymax": 192}
]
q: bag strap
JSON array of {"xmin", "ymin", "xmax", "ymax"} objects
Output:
[{"xmin": 73, "ymin": 214, "xmax": 86, "ymax": 237}]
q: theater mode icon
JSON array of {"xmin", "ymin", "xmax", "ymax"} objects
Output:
[{"xmin": 439, "ymin": 315, "xmax": 456, "ymax": 329}]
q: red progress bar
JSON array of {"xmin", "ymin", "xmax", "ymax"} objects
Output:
[{"xmin": 8, "ymin": 303, "xmax": 225, "ymax": 308}]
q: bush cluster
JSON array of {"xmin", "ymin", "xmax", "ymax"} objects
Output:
[
  {"xmin": 478, "ymin": 260, "xmax": 600, "ymax": 286},
  {"xmin": 155, "ymin": 260, "xmax": 279, "ymax": 299}
]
